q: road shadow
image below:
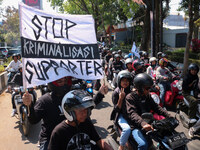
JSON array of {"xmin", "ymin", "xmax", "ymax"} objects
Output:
[
  {"xmin": 95, "ymin": 101, "xmax": 112, "ymax": 110},
  {"xmin": 14, "ymin": 120, "xmax": 41, "ymax": 144}
]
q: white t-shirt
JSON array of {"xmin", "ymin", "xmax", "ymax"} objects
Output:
[{"xmin": 6, "ymin": 60, "xmax": 21, "ymax": 72}]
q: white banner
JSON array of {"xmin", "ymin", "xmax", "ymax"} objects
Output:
[{"xmin": 19, "ymin": 2, "xmax": 103, "ymax": 88}]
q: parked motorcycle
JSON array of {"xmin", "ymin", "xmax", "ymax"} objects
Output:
[{"xmin": 12, "ymin": 86, "xmax": 37, "ymax": 136}]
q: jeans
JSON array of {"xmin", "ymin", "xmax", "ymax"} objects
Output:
[
  {"xmin": 132, "ymin": 129, "xmax": 148, "ymax": 150},
  {"xmin": 118, "ymin": 114, "xmax": 131, "ymax": 146},
  {"xmin": 158, "ymin": 81, "xmax": 171, "ymax": 104},
  {"xmin": 39, "ymin": 140, "xmax": 49, "ymax": 150}
]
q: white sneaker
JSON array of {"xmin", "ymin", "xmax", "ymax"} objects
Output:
[
  {"xmin": 11, "ymin": 109, "xmax": 17, "ymax": 117},
  {"xmin": 188, "ymin": 127, "xmax": 195, "ymax": 138},
  {"xmin": 189, "ymin": 119, "xmax": 197, "ymax": 124}
]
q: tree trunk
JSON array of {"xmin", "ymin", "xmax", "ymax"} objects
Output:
[
  {"xmin": 193, "ymin": 0, "xmax": 199, "ymax": 39},
  {"xmin": 141, "ymin": 8, "xmax": 150, "ymax": 52},
  {"xmin": 183, "ymin": 0, "xmax": 194, "ymax": 76},
  {"xmin": 155, "ymin": 0, "xmax": 160, "ymax": 54}
]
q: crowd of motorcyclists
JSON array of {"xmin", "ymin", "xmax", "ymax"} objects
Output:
[{"xmin": 4, "ymin": 45, "xmax": 200, "ymax": 149}]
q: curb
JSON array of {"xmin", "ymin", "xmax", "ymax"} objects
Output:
[{"xmin": 0, "ymin": 72, "xmax": 8, "ymax": 93}]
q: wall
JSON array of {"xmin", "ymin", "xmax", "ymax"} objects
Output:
[
  {"xmin": 0, "ymin": 72, "xmax": 7, "ymax": 92},
  {"xmin": 163, "ymin": 28, "xmax": 188, "ymax": 48}
]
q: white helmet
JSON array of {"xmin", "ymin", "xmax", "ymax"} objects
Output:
[{"xmin": 149, "ymin": 57, "xmax": 157, "ymax": 63}]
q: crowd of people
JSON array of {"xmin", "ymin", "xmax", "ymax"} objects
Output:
[{"xmin": 5, "ymin": 47, "xmax": 200, "ymax": 150}]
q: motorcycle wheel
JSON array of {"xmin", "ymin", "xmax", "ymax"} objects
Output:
[{"xmin": 21, "ymin": 107, "xmax": 30, "ymax": 136}]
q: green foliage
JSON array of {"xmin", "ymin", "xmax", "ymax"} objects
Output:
[{"xmin": 0, "ymin": 6, "xmax": 20, "ymax": 47}]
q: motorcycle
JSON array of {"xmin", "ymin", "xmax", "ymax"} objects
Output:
[
  {"xmin": 143, "ymin": 113, "xmax": 189, "ymax": 150},
  {"xmin": 7, "ymin": 68, "xmax": 18, "ymax": 82},
  {"xmin": 38, "ymin": 83, "xmax": 50, "ymax": 95},
  {"xmin": 108, "ymin": 113, "xmax": 188, "ymax": 150},
  {"xmin": 12, "ymin": 86, "xmax": 37, "ymax": 136}
]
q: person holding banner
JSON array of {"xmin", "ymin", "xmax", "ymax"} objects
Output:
[
  {"xmin": 48, "ymin": 90, "xmax": 113, "ymax": 150},
  {"xmin": 23, "ymin": 77, "xmax": 108, "ymax": 150}
]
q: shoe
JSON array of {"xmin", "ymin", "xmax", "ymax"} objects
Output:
[
  {"xmin": 11, "ymin": 109, "xmax": 17, "ymax": 117},
  {"xmin": 188, "ymin": 127, "xmax": 195, "ymax": 138},
  {"xmin": 189, "ymin": 119, "xmax": 197, "ymax": 124}
]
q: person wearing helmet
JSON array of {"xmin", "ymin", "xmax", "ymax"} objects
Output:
[
  {"xmin": 111, "ymin": 70, "xmax": 132, "ymax": 150},
  {"xmin": 23, "ymin": 77, "xmax": 108, "ymax": 150},
  {"xmin": 5, "ymin": 53, "xmax": 22, "ymax": 82},
  {"xmin": 156, "ymin": 58, "xmax": 173, "ymax": 105},
  {"xmin": 111, "ymin": 54, "xmax": 125, "ymax": 88},
  {"xmin": 104, "ymin": 50, "xmax": 112, "ymax": 76},
  {"xmin": 17, "ymin": 53, "xmax": 22, "ymax": 62},
  {"xmin": 131, "ymin": 60, "xmax": 145, "ymax": 81},
  {"xmin": 157, "ymin": 52, "xmax": 163, "ymax": 64},
  {"xmin": 125, "ymin": 58, "xmax": 133, "ymax": 73},
  {"xmin": 140, "ymin": 51, "xmax": 149, "ymax": 65},
  {"xmin": 118, "ymin": 49, "xmax": 124, "ymax": 59},
  {"xmin": 182, "ymin": 64, "xmax": 200, "ymax": 137},
  {"xmin": 10, "ymin": 63, "xmax": 23, "ymax": 117},
  {"xmin": 48, "ymin": 90, "xmax": 113, "ymax": 150},
  {"xmin": 124, "ymin": 73, "xmax": 171, "ymax": 150},
  {"xmin": 146, "ymin": 57, "xmax": 158, "ymax": 80},
  {"xmin": 161, "ymin": 53, "xmax": 176, "ymax": 72}
]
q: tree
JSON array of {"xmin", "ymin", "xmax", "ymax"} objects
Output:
[{"xmin": 0, "ymin": 6, "xmax": 20, "ymax": 47}]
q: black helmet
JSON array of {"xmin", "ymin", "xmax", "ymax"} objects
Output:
[
  {"xmin": 188, "ymin": 63, "xmax": 199, "ymax": 73},
  {"xmin": 132, "ymin": 60, "xmax": 144, "ymax": 72},
  {"xmin": 139, "ymin": 51, "xmax": 144, "ymax": 57},
  {"xmin": 62, "ymin": 90, "xmax": 95, "ymax": 122},
  {"xmin": 117, "ymin": 70, "xmax": 132, "ymax": 87},
  {"xmin": 17, "ymin": 53, "xmax": 21, "ymax": 59},
  {"xmin": 134, "ymin": 73, "xmax": 153, "ymax": 93},
  {"xmin": 157, "ymin": 52, "xmax": 163, "ymax": 58},
  {"xmin": 12, "ymin": 53, "xmax": 18, "ymax": 59},
  {"xmin": 125, "ymin": 58, "xmax": 133, "ymax": 66},
  {"xmin": 48, "ymin": 78, "xmax": 70, "ymax": 97}
]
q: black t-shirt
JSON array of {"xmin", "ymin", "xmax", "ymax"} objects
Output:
[{"xmin": 48, "ymin": 119, "xmax": 101, "ymax": 150}]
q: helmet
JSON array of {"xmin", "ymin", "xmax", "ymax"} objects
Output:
[
  {"xmin": 132, "ymin": 60, "xmax": 143, "ymax": 71},
  {"xmin": 124, "ymin": 54, "xmax": 129, "ymax": 60},
  {"xmin": 157, "ymin": 52, "xmax": 163, "ymax": 58},
  {"xmin": 159, "ymin": 58, "xmax": 168, "ymax": 66},
  {"xmin": 17, "ymin": 53, "xmax": 21, "ymax": 59},
  {"xmin": 139, "ymin": 51, "xmax": 144, "ymax": 57},
  {"xmin": 114, "ymin": 54, "xmax": 121, "ymax": 59},
  {"xmin": 117, "ymin": 70, "xmax": 132, "ymax": 87},
  {"xmin": 161, "ymin": 53, "xmax": 168, "ymax": 58},
  {"xmin": 142, "ymin": 51, "xmax": 148, "ymax": 57},
  {"xmin": 134, "ymin": 73, "xmax": 153, "ymax": 93},
  {"xmin": 62, "ymin": 90, "xmax": 95, "ymax": 122},
  {"xmin": 149, "ymin": 57, "xmax": 157, "ymax": 63},
  {"xmin": 112, "ymin": 51, "xmax": 117, "ymax": 56},
  {"xmin": 48, "ymin": 77, "xmax": 70, "ymax": 97},
  {"xmin": 118, "ymin": 49, "xmax": 122, "ymax": 53},
  {"xmin": 12, "ymin": 54, "xmax": 18, "ymax": 59},
  {"xmin": 125, "ymin": 58, "xmax": 133, "ymax": 66},
  {"xmin": 188, "ymin": 63, "xmax": 199, "ymax": 73}
]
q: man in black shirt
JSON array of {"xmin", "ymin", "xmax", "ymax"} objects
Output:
[
  {"xmin": 23, "ymin": 77, "xmax": 108, "ymax": 150},
  {"xmin": 48, "ymin": 90, "xmax": 113, "ymax": 150}
]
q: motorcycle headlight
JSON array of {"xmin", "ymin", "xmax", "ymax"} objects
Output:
[
  {"xmin": 176, "ymin": 82, "xmax": 182, "ymax": 91},
  {"xmin": 151, "ymin": 93, "xmax": 160, "ymax": 104}
]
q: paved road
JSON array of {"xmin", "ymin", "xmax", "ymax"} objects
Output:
[{"xmin": 0, "ymin": 81, "xmax": 200, "ymax": 150}]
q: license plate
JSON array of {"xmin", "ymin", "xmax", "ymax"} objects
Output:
[{"xmin": 167, "ymin": 132, "xmax": 188, "ymax": 149}]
